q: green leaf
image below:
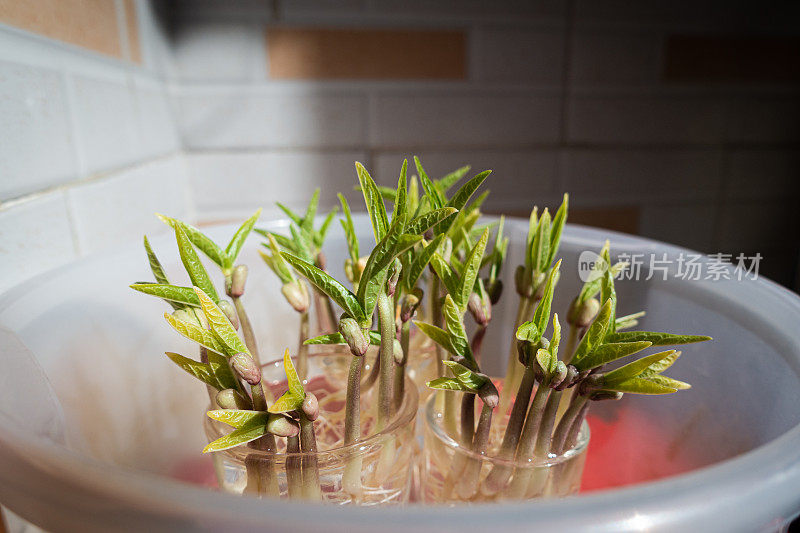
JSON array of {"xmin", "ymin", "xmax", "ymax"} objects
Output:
[
  {"xmin": 405, "ymin": 234, "xmax": 445, "ymax": 291},
  {"xmin": 282, "ymin": 348, "xmax": 304, "ymax": 399},
  {"xmin": 456, "ymin": 228, "xmax": 490, "ymax": 313},
  {"xmin": 407, "ymin": 207, "xmax": 458, "ymax": 236},
  {"xmin": 548, "ymin": 193, "xmax": 568, "ymax": 265},
  {"xmin": 442, "ymin": 360, "xmax": 487, "ymax": 391},
  {"xmin": 645, "ymin": 375, "xmax": 691, "ymax": 390},
  {"xmin": 525, "ymin": 207, "xmax": 538, "ymax": 268},
  {"xmin": 259, "ymin": 234, "xmax": 295, "ymax": 284},
  {"xmin": 338, "ymin": 194, "xmax": 360, "ymax": 263},
  {"xmin": 414, "ymin": 321, "xmax": 459, "ymax": 358},
  {"xmin": 605, "ymin": 331, "xmax": 712, "ymax": 346},
  {"xmin": 639, "ymin": 350, "xmax": 681, "ymax": 378},
  {"xmin": 258, "ymin": 230, "xmax": 295, "ymax": 254},
  {"xmin": 442, "ymin": 295, "xmax": 471, "ymax": 362},
  {"xmin": 158, "ymin": 215, "xmax": 227, "ymax": 269},
  {"xmin": 315, "ymin": 207, "xmax": 338, "ymax": 249},
  {"xmin": 224, "ymin": 208, "xmax": 261, "ymax": 269},
  {"xmin": 203, "ymin": 420, "xmax": 267, "ymax": 452},
  {"xmin": 207, "ymin": 409, "xmax": 270, "ymax": 429},
  {"xmin": 550, "ymin": 313, "xmax": 562, "ymax": 359},
  {"xmin": 166, "ymin": 351, "xmax": 237, "ymax": 390},
  {"xmin": 414, "ymin": 156, "xmax": 445, "ymax": 211},
  {"xmin": 447, "ymin": 170, "xmax": 491, "ymax": 215},
  {"xmin": 531, "ymin": 259, "xmax": 562, "ymax": 336},
  {"xmin": 130, "ymin": 283, "xmax": 201, "ymax": 307},
  {"xmin": 604, "ymin": 350, "xmax": 678, "ymax": 383},
  {"xmin": 436, "ymin": 165, "xmax": 471, "ymax": 193},
  {"xmin": 615, "ymin": 311, "xmax": 645, "ymax": 331},
  {"xmin": 571, "ymin": 297, "xmax": 615, "ymax": 368},
  {"xmin": 429, "ymin": 253, "xmax": 459, "ymax": 297},
  {"xmin": 275, "ymin": 203, "xmax": 304, "ymax": 228},
  {"xmin": 393, "ymin": 159, "xmax": 408, "ymax": 225},
  {"xmin": 268, "ymin": 390, "xmax": 304, "ymax": 414},
  {"xmin": 164, "ymin": 312, "xmax": 230, "ymax": 355},
  {"xmin": 302, "ymin": 189, "xmax": 320, "ymax": 233},
  {"xmin": 281, "ymin": 252, "xmax": 366, "ymax": 324},
  {"xmin": 290, "ymin": 224, "xmax": 314, "ymax": 263},
  {"xmin": 355, "ymin": 162, "xmax": 389, "ymax": 243},
  {"xmin": 175, "ymin": 225, "xmax": 219, "ymax": 302},
  {"xmin": 304, "ymin": 331, "xmax": 382, "ymax": 346},
  {"xmin": 576, "ymin": 341, "xmax": 652, "ymax": 371},
  {"xmin": 600, "ymin": 377, "xmax": 678, "ymax": 395},
  {"xmin": 143, "ymin": 236, "xmax": 170, "ymax": 285},
  {"xmin": 516, "ymin": 321, "xmax": 539, "ymax": 343},
  {"xmin": 536, "ymin": 349, "xmax": 554, "ymax": 376},
  {"xmin": 194, "ymin": 287, "xmax": 249, "ymax": 355},
  {"xmin": 531, "ymin": 208, "xmax": 552, "ymax": 273},
  {"xmin": 427, "ymin": 377, "xmax": 471, "ymax": 392}
]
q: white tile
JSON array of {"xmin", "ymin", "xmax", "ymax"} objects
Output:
[
  {"xmin": 726, "ymin": 150, "xmax": 800, "ymax": 200},
  {"xmin": 0, "ymin": 62, "xmax": 78, "ymax": 200},
  {"xmin": 0, "ymin": 192, "xmax": 78, "ymax": 294},
  {"xmin": 568, "ymin": 94, "xmax": 725, "ymax": 145},
  {"xmin": 717, "ymin": 200, "xmax": 800, "ymax": 250},
  {"xmin": 563, "ymin": 149, "xmax": 722, "ymax": 201},
  {"xmin": 171, "ymin": 21, "xmax": 267, "ymax": 81},
  {"xmin": 726, "ymin": 97, "xmax": 800, "ymax": 144},
  {"xmin": 374, "ymin": 149, "xmax": 558, "ymax": 212},
  {"xmin": 134, "ymin": 82, "xmax": 179, "ymax": 158},
  {"xmin": 639, "ymin": 203, "xmax": 717, "ymax": 252},
  {"xmin": 570, "ymin": 29, "xmax": 661, "ymax": 86},
  {"xmin": 175, "ymin": 91, "xmax": 367, "ymax": 149},
  {"xmin": 70, "ymin": 74, "xmax": 141, "ymax": 175},
  {"xmin": 187, "ymin": 151, "xmax": 368, "ymax": 218},
  {"xmin": 472, "ymin": 27, "xmax": 564, "ymax": 85},
  {"xmin": 67, "ymin": 157, "xmax": 189, "ymax": 254},
  {"xmin": 372, "ymin": 92, "xmax": 561, "ymax": 147}
]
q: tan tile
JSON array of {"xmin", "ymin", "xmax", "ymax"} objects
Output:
[
  {"xmin": 123, "ymin": 0, "xmax": 141, "ymax": 63},
  {"xmin": 0, "ymin": 0, "xmax": 122, "ymax": 58},
  {"xmin": 266, "ymin": 27, "xmax": 466, "ymax": 79},
  {"xmin": 664, "ymin": 35, "xmax": 800, "ymax": 83}
]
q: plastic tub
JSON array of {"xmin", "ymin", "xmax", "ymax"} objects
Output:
[{"xmin": 1, "ymin": 214, "xmax": 799, "ymax": 532}]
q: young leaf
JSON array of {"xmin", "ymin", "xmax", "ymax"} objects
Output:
[
  {"xmin": 516, "ymin": 321, "xmax": 539, "ymax": 343},
  {"xmin": 550, "ymin": 313, "xmax": 562, "ymax": 358},
  {"xmin": 207, "ymin": 409, "xmax": 270, "ymax": 429},
  {"xmin": 290, "ymin": 224, "xmax": 314, "ymax": 263},
  {"xmin": 442, "ymin": 360, "xmax": 487, "ymax": 391},
  {"xmin": 203, "ymin": 420, "xmax": 267, "ymax": 452},
  {"xmin": 224, "ymin": 208, "xmax": 261, "ymax": 269},
  {"xmin": 577, "ymin": 341, "xmax": 653, "ymax": 371},
  {"xmin": 355, "ymin": 162, "xmax": 389, "ymax": 243},
  {"xmin": 393, "ymin": 159, "xmax": 408, "ymax": 225},
  {"xmin": 405, "ymin": 234, "xmax": 445, "ymax": 291},
  {"xmin": 615, "ymin": 311, "xmax": 646, "ymax": 331},
  {"xmin": 414, "ymin": 156, "xmax": 445, "ymax": 210},
  {"xmin": 446, "ymin": 170, "xmax": 491, "ymax": 215},
  {"xmin": 414, "ymin": 321, "xmax": 459, "ymax": 357},
  {"xmin": 646, "ymin": 375, "xmax": 691, "ymax": 390},
  {"xmin": 456, "ymin": 228, "xmax": 490, "ymax": 313},
  {"xmin": 548, "ymin": 193, "xmax": 568, "ymax": 265},
  {"xmin": 158, "ymin": 215, "xmax": 227, "ymax": 268},
  {"xmin": 536, "ymin": 349, "xmax": 554, "ymax": 376},
  {"xmin": 315, "ymin": 207, "xmax": 338, "ymax": 249},
  {"xmin": 571, "ymin": 298, "xmax": 615, "ymax": 368},
  {"xmin": 268, "ymin": 390, "xmax": 304, "ymax": 414},
  {"xmin": 338, "ymin": 194, "xmax": 360, "ymax": 263},
  {"xmin": 194, "ymin": 287, "xmax": 249, "ymax": 356},
  {"xmin": 164, "ymin": 312, "xmax": 230, "ymax": 355},
  {"xmin": 406, "ymin": 207, "xmax": 458, "ymax": 236},
  {"xmin": 143, "ymin": 236, "xmax": 170, "ymax": 285},
  {"xmin": 281, "ymin": 252, "xmax": 366, "ymax": 323},
  {"xmin": 442, "ymin": 295, "xmax": 471, "ymax": 362},
  {"xmin": 531, "ymin": 208, "xmax": 552, "ymax": 273},
  {"xmin": 429, "ymin": 253, "xmax": 459, "ymax": 297},
  {"xmin": 130, "ymin": 283, "xmax": 201, "ymax": 307},
  {"xmin": 302, "ymin": 189, "xmax": 320, "ymax": 233},
  {"xmin": 530, "ymin": 259, "xmax": 562, "ymax": 336},
  {"xmin": 304, "ymin": 331, "xmax": 381, "ymax": 346},
  {"xmin": 275, "ymin": 203, "xmax": 304, "ymax": 228},
  {"xmin": 175, "ymin": 225, "xmax": 219, "ymax": 302},
  {"xmin": 605, "ymin": 331, "xmax": 712, "ymax": 346},
  {"xmin": 282, "ymin": 348, "xmax": 305, "ymax": 399},
  {"xmin": 165, "ymin": 351, "xmax": 238, "ymax": 390},
  {"xmin": 599, "ymin": 377, "xmax": 677, "ymax": 395},
  {"xmin": 259, "ymin": 234, "xmax": 295, "ymax": 284},
  {"xmin": 436, "ymin": 165, "xmax": 471, "ymax": 193},
  {"xmin": 604, "ymin": 350, "xmax": 678, "ymax": 384},
  {"xmin": 427, "ymin": 377, "xmax": 470, "ymax": 392}
]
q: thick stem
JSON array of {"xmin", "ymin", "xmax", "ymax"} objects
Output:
[
  {"xmin": 246, "ymin": 382, "xmax": 279, "ymax": 496},
  {"xmin": 551, "ymin": 395, "xmax": 588, "ymax": 454},
  {"xmin": 470, "ymin": 326, "xmax": 487, "ymax": 365},
  {"xmin": 456, "ymin": 401, "xmax": 494, "ymax": 500},
  {"xmin": 361, "ymin": 349, "xmax": 380, "ymax": 391},
  {"xmin": 311, "ymin": 289, "xmax": 334, "ymax": 335},
  {"xmin": 285, "ymin": 435, "xmax": 303, "ymax": 498},
  {"xmin": 431, "ymin": 277, "xmax": 445, "ymax": 377},
  {"xmin": 393, "ymin": 319, "xmax": 411, "ymax": 412},
  {"xmin": 343, "ymin": 354, "xmax": 363, "ymax": 500},
  {"xmin": 499, "ymin": 297, "xmax": 531, "ymax": 414},
  {"xmin": 506, "ymin": 383, "xmax": 551, "ymax": 499},
  {"xmin": 563, "ymin": 401, "xmax": 590, "ymax": 453},
  {"xmin": 460, "ymin": 393, "xmax": 475, "ymax": 446},
  {"xmin": 300, "ymin": 415, "xmax": 321, "ymax": 500},
  {"xmin": 481, "ymin": 365, "xmax": 537, "ymax": 497},
  {"xmin": 376, "ymin": 291, "xmax": 394, "ymax": 430},
  {"xmin": 297, "ymin": 311, "xmax": 309, "ymax": 380},
  {"xmin": 232, "ymin": 295, "xmax": 260, "ymax": 366},
  {"xmin": 535, "ymin": 389, "xmax": 562, "ymax": 458},
  {"xmin": 198, "ymin": 347, "xmax": 217, "ymax": 406},
  {"xmin": 323, "ymin": 294, "xmax": 338, "ymax": 333}
]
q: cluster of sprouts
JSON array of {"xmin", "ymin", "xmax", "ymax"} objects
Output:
[{"xmin": 131, "ymin": 157, "xmax": 710, "ymax": 502}]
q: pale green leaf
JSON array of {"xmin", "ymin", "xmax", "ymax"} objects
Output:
[
  {"xmin": 275, "ymin": 203, "xmax": 304, "ymax": 227},
  {"xmin": 304, "ymin": 331, "xmax": 381, "ymax": 346},
  {"xmin": 338, "ymin": 194, "xmax": 360, "ymax": 263},
  {"xmin": 605, "ymin": 331, "xmax": 712, "ymax": 346},
  {"xmin": 414, "ymin": 321, "xmax": 459, "ymax": 357},
  {"xmin": 282, "ymin": 348, "xmax": 305, "ymax": 399},
  {"xmin": 456, "ymin": 228, "xmax": 490, "ymax": 313},
  {"xmin": 604, "ymin": 350, "xmax": 678, "ymax": 383},
  {"xmin": 268, "ymin": 390, "xmax": 304, "ymax": 414},
  {"xmin": 194, "ymin": 287, "xmax": 249, "ymax": 355},
  {"xmin": 414, "ymin": 156, "xmax": 445, "ymax": 211},
  {"xmin": 577, "ymin": 341, "xmax": 653, "ymax": 371},
  {"xmin": 315, "ymin": 207, "xmax": 338, "ymax": 249},
  {"xmin": 302, "ymin": 189, "xmax": 320, "ymax": 232},
  {"xmin": 166, "ymin": 351, "xmax": 237, "ymax": 390},
  {"xmin": 355, "ymin": 162, "xmax": 389, "ymax": 243},
  {"xmin": 158, "ymin": 215, "xmax": 227, "ymax": 268},
  {"xmin": 203, "ymin": 420, "xmax": 266, "ymax": 452},
  {"xmin": 442, "ymin": 360, "xmax": 486, "ymax": 390},
  {"xmin": 531, "ymin": 259, "xmax": 562, "ymax": 336},
  {"xmin": 405, "ymin": 234, "xmax": 445, "ymax": 291},
  {"xmin": 406, "ymin": 207, "xmax": 458, "ymax": 236},
  {"xmin": 600, "ymin": 377, "xmax": 678, "ymax": 395},
  {"xmin": 175, "ymin": 225, "xmax": 219, "ymax": 302},
  {"xmin": 442, "ymin": 295, "xmax": 470, "ymax": 361},
  {"xmin": 224, "ymin": 208, "xmax": 261, "ymax": 268},
  {"xmin": 571, "ymin": 297, "xmax": 615, "ymax": 368},
  {"xmin": 143, "ymin": 236, "xmax": 170, "ymax": 285},
  {"xmin": 164, "ymin": 312, "xmax": 230, "ymax": 355},
  {"xmin": 427, "ymin": 377, "xmax": 470, "ymax": 392},
  {"xmin": 429, "ymin": 253, "xmax": 459, "ymax": 297},
  {"xmin": 548, "ymin": 193, "xmax": 568, "ymax": 265},
  {"xmin": 207, "ymin": 409, "xmax": 270, "ymax": 429},
  {"xmin": 130, "ymin": 283, "xmax": 200, "ymax": 307},
  {"xmin": 436, "ymin": 165, "xmax": 471, "ymax": 193}
]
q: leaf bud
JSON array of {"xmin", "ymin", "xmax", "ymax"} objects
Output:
[
  {"xmin": 266, "ymin": 414, "xmax": 300, "ymax": 438},
  {"xmin": 515, "ymin": 265, "xmax": 533, "ymax": 297},
  {"xmin": 191, "ymin": 307, "xmax": 209, "ymax": 329},
  {"xmin": 315, "ymin": 251, "xmax": 327, "ymax": 271},
  {"xmin": 173, "ymin": 308, "xmax": 200, "ymax": 326},
  {"xmin": 589, "ymin": 390, "xmax": 623, "ymax": 402},
  {"xmin": 554, "ymin": 365, "xmax": 580, "ymax": 391},
  {"xmin": 440, "ymin": 238, "xmax": 453, "ymax": 263},
  {"xmin": 485, "ymin": 278, "xmax": 504, "ymax": 305},
  {"xmin": 517, "ymin": 337, "xmax": 546, "ymax": 367},
  {"xmin": 302, "ymin": 392, "xmax": 319, "ymax": 421},
  {"xmin": 281, "ymin": 281, "xmax": 309, "ymax": 313},
  {"xmin": 227, "ymin": 265, "xmax": 248, "ymax": 297},
  {"xmin": 567, "ymin": 297, "xmax": 601, "ymax": 328},
  {"xmin": 549, "ymin": 361, "xmax": 569, "ymax": 389},
  {"xmin": 468, "ymin": 290, "xmax": 492, "ymax": 326},
  {"xmin": 532, "ymin": 270, "xmax": 552, "ymax": 300},
  {"xmin": 477, "ymin": 378, "xmax": 499, "ymax": 408},
  {"xmin": 344, "ymin": 259, "xmax": 355, "ymax": 283},
  {"xmin": 400, "ymin": 288, "xmax": 423, "ymax": 323},
  {"xmin": 215, "ymin": 388, "xmax": 250, "ymax": 410},
  {"xmin": 387, "ymin": 258, "xmax": 402, "ymax": 297},
  {"xmin": 339, "ymin": 317, "xmax": 369, "ymax": 357},
  {"xmin": 231, "ymin": 352, "xmax": 261, "ymax": 385},
  {"xmin": 578, "ymin": 373, "xmax": 604, "ymax": 396},
  {"xmin": 393, "ymin": 338, "xmax": 405, "ymax": 365},
  {"xmin": 218, "ymin": 300, "xmax": 240, "ymax": 330}
]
